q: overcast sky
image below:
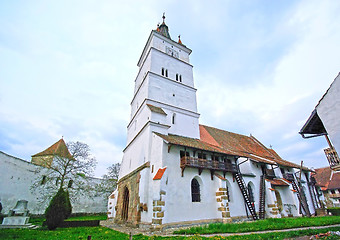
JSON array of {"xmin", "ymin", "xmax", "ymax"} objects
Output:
[{"xmin": 1, "ymin": 0, "xmax": 339, "ymax": 177}]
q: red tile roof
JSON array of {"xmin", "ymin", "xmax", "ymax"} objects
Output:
[
  {"xmin": 155, "ymin": 124, "xmax": 307, "ymax": 170},
  {"xmin": 32, "ymin": 139, "xmax": 73, "ymax": 159},
  {"xmin": 199, "ymin": 125, "xmax": 220, "ymax": 147},
  {"xmin": 313, "ymin": 166, "xmax": 340, "ymax": 190},
  {"xmin": 153, "ymin": 167, "xmax": 166, "ymax": 180},
  {"xmin": 266, "ymin": 178, "xmax": 290, "ymax": 186}
]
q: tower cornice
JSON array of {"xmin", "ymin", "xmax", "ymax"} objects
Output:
[{"xmin": 137, "ymin": 30, "xmax": 192, "ymax": 67}]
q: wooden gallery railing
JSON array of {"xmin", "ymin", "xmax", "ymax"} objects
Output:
[
  {"xmin": 324, "ymin": 147, "xmax": 340, "ymax": 170},
  {"xmin": 180, "ymin": 156, "xmax": 237, "ymax": 178}
]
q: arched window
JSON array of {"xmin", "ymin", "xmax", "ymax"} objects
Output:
[
  {"xmin": 172, "ymin": 113, "xmax": 176, "ymax": 124},
  {"xmin": 191, "ymin": 178, "xmax": 200, "ymax": 202},
  {"xmin": 179, "ymin": 75, "xmax": 182, "ymax": 82},
  {"xmin": 225, "ymin": 180, "xmax": 232, "ymax": 202},
  {"xmin": 161, "ymin": 68, "xmax": 164, "ymax": 76},
  {"xmin": 41, "ymin": 176, "xmax": 46, "ymax": 185},
  {"xmin": 165, "ymin": 69, "xmax": 168, "ymax": 77},
  {"xmin": 247, "ymin": 183, "xmax": 254, "ymax": 203},
  {"xmin": 176, "ymin": 74, "xmax": 179, "ymax": 81}
]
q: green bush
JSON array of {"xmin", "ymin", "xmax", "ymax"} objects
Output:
[
  {"xmin": 328, "ymin": 207, "xmax": 340, "ymax": 216},
  {"xmin": 64, "ymin": 190, "xmax": 72, "ymax": 219},
  {"xmin": 45, "ymin": 188, "xmax": 71, "ymax": 230}
]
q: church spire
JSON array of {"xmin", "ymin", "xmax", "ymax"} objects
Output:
[{"xmin": 156, "ymin": 13, "xmax": 171, "ymax": 39}]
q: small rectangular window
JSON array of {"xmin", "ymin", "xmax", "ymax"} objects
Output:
[
  {"xmin": 165, "ymin": 69, "xmax": 168, "ymax": 77},
  {"xmin": 198, "ymin": 153, "xmax": 206, "ymax": 159},
  {"xmin": 180, "ymin": 150, "xmax": 190, "ymax": 158},
  {"xmin": 41, "ymin": 175, "xmax": 47, "ymax": 185}
]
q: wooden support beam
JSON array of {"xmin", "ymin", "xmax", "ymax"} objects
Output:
[
  {"xmin": 210, "ymin": 170, "xmax": 214, "ymax": 180},
  {"xmin": 168, "ymin": 144, "xmax": 172, "ymax": 153},
  {"xmin": 181, "ymin": 167, "xmax": 185, "ymax": 177}
]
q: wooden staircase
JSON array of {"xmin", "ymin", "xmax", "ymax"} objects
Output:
[
  {"xmin": 291, "ymin": 179, "xmax": 311, "ymax": 217},
  {"xmin": 234, "ymin": 172, "xmax": 258, "ymax": 220},
  {"xmin": 307, "ymin": 181, "xmax": 318, "ymax": 211},
  {"xmin": 259, "ymin": 175, "xmax": 266, "ymax": 219}
]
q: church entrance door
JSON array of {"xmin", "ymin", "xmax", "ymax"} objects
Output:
[{"xmin": 122, "ymin": 187, "xmax": 129, "ymax": 221}]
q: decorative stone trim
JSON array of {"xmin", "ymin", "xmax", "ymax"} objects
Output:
[
  {"xmin": 118, "ymin": 161, "xmax": 150, "ymax": 184},
  {"xmin": 216, "ymin": 189, "xmax": 231, "ymax": 223},
  {"xmin": 267, "ymin": 202, "xmax": 280, "ymax": 218},
  {"xmin": 152, "ymin": 192, "xmax": 166, "ymax": 228},
  {"xmin": 115, "ymin": 166, "xmax": 147, "ymax": 226}
]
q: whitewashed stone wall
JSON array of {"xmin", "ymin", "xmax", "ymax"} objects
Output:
[
  {"xmin": 0, "ymin": 151, "xmax": 107, "ymax": 215},
  {"xmin": 317, "ymin": 73, "xmax": 340, "ymax": 153}
]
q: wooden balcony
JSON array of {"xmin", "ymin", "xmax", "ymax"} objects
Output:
[
  {"xmin": 328, "ymin": 193, "xmax": 340, "ymax": 198},
  {"xmin": 324, "ymin": 147, "xmax": 340, "ymax": 171},
  {"xmin": 180, "ymin": 156, "xmax": 237, "ymax": 177},
  {"xmin": 282, "ymin": 173, "xmax": 295, "ymax": 182}
]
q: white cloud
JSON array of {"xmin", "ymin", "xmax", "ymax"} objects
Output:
[{"xmin": 1, "ymin": 0, "xmax": 339, "ymax": 177}]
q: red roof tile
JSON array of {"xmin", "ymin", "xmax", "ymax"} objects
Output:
[
  {"xmin": 155, "ymin": 124, "xmax": 308, "ymax": 170},
  {"xmin": 153, "ymin": 167, "xmax": 166, "ymax": 180},
  {"xmin": 214, "ymin": 173, "xmax": 226, "ymax": 180},
  {"xmin": 199, "ymin": 125, "xmax": 220, "ymax": 147},
  {"xmin": 266, "ymin": 178, "xmax": 290, "ymax": 186},
  {"xmin": 32, "ymin": 139, "xmax": 73, "ymax": 159},
  {"xmin": 313, "ymin": 166, "xmax": 340, "ymax": 190}
]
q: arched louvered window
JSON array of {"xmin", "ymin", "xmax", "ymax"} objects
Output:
[
  {"xmin": 248, "ymin": 183, "xmax": 254, "ymax": 203},
  {"xmin": 191, "ymin": 178, "xmax": 200, "ymax": 202}
]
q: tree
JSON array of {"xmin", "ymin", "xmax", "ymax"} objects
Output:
[
  {"xmin": 45, "ymin": 188, "xmax": 70, "ymax": 230},
  {"xmin": 31, "ymin": 141, "xmax": 97, "ymax": 206},
  {"xmin": 97, "ymin": 162, "xmax": 120, "ymax": 198}
]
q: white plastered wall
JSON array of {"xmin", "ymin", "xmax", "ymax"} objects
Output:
[{"xmin": 317, "ymin": 74, "xmax": 340, "ymax": 153}]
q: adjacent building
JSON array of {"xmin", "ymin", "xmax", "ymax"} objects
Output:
[
  {"xmin": 300, "ymin": 73, "xmax": 340, "ymax": 171},
  {"xmin": 313, "ymin": 167, "xmax": 340, "ymax": 207}
]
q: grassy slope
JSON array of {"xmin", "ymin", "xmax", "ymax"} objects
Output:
[
  {"xmin": 1, "ymin": 216, "xmax": 340, "ymax": 240},
  {"xmin": 174, "ymin": 216, "xmax": 340, "ymax": 234}
]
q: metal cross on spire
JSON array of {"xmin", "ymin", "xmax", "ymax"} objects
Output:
[{"xmin": 162, "ymin": 12, "xmax": 165, "ymax": 23}]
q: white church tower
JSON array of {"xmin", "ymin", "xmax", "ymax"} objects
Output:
[
  {"xmin": 119, "ymin": 15, "xmax": 200, "ymax": 178},
  {"xmin": 112, "ymin": 15, "xmax": 203, "ymax": 227}
]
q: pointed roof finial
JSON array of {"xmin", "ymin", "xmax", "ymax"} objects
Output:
[
  {"xmin": 178, "ymin": 35, "xmax": 182, "ymax": 45},
  {"xmin": 162, "ymin": 12, "xmax": 166, "ymax": 23}
]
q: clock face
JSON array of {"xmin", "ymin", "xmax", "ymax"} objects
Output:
[{"xmin": 166, "ymin": 46, "xmax": 179, "ymax": 58}]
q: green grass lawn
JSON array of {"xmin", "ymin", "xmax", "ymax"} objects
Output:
[
  {"xmin": 29, "ymin": 213, "xmax": 108, "ymax": 226},
  {"xmin": 0, "ymin": 216, "xmax": 339, "ymax": 240},
  {"xmin": 1, "ymin": 226, "xmax": 339, "ymax": 239},
  {"xmin": 174, "ymin": 216, "xmax": 340, "ymax": 235}
]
